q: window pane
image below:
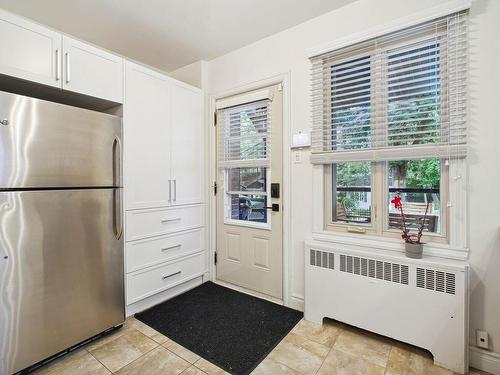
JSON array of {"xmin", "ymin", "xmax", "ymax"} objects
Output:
[
  {"xmin": 227, "ymin": 194, "xmax": 268, "ymax": 223},
  {"xmin": 387, "ymin": 43, "xmax": 441, "ymax": 147},
  {"xmin": 388, "ymin": 159, "xmax": 441, "ymax": 234},
  {"xmin": 227, "ymin": 168, "xmax": 267, "ymax": 192},
  {"xmin": 332, "ymin": 162, "xmax": 371, "ymax": 224},
  {"xmin": 330, "ymin": 55, "xmax": 371, "ymax": 151}
]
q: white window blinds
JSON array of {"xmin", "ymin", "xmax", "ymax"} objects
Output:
[
  {"xmin": 218, "ymin": 100, "xmax": 271, "ymax": 168},
  {"xmin": 310, "ymin": 11, "xmax": 468, "ymax": 164}
]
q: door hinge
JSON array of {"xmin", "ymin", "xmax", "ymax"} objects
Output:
[
  {"xmin": 213, "ymin": 181, "xmax": 217, "ymax": 195},
  {"xmin": 214, "ymin": 251, "xmax": 218, "ymax": 265},
  {"xmin": 214, "ymin": 112, "xmax": 217, "ymax": 126}
]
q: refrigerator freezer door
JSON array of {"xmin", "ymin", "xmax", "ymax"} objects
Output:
[
  {"xmin": 0, "ymin": 91, "xmax": 122, "ymax": 189},
  {"xmin": 0, "ymin": 189, "xmax": 124, "ymax": 374}
]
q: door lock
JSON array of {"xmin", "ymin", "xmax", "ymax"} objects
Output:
[{"xmin": 271, "ymin": 183, "xmax": 280, "ymax": 198}]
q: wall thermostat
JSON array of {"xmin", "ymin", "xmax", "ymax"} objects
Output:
[{"xmin": 291, "ymin": 131, "xmax": 310, "ymax": 149}]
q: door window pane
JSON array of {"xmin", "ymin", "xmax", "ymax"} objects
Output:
[
  {"xmin": 388, "ymin": 159, "xmax": 441, "ymax": 234},
  {"xmin": 332, "ymin": 162, "xmax": 371, "ymax": 224},
  {"xmin": 227, "ymin": 168, "xmax": 267, "ymax": 192},
  {"xmin": 226, "ymin": 194, "xmax": 268, "ymax": 223},
  {"xmin": 225, "ymin": 167, "xmax": 269, "ymax": 225},
  {"xmin": 224, "ymin": 103, "xmax": 269, "ymax": 161}
]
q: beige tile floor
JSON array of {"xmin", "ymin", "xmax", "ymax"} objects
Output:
[{"xmin": 32, "ymin": 317, "xmax": 491, "ymax": 375}]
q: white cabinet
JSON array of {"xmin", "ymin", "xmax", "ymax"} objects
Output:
[
  {"xmin": 0, "ymin": 9, "xmax": 61, "ymax": 88},
  {"xmin": 123, "ymin": 62, "xmax": 205, "ymax": 314},
  {"xmin": 0, "ymin": 10, "xmax": 123, "ymax": 103},
  {"xmin": 62, "ymin": 36, "xmax": 123, "ymax": 103},
  {"xmin": 170, "ymin": 83, "xmax": 204, "ymax": 206},
  {"xmin": 124, "ymin": 62, "xmax": 203, "ymax": 211},
  {"xmin": 124, "ymin": 62, "xmax": 172, "ymax": 210}
]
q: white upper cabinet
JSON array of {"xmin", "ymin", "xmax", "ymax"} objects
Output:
[
  {"xmin": 124, "ymin": 62, "xmax": 172, "ymax": 210},
  {"xmin": 170, "ymin": 83, "xmax": 203, "ymax": 206},
  {"xmin": 62, "ymin": 36, "xmax": 123, "ymax": 103},
  {"xmin": 0, "ymin": 9, "xmax": 62, "ymax": 88},
  {"xmin": 0, "ymin": 10, "xmax": 123, "ymax": 102}
]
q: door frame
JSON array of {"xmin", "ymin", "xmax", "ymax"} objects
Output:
[{"xmin": 208, "ymin": 72, "xmax": 294, "ymax": 308}]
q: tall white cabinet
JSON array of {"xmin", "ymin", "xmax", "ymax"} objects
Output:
[
  {"xmin": 124, "ymin": 63, "xmax": 172, "ymax": 210},
  {"xmin": 124, "ymin": 61, "xmax": 206, "ymax": 314}
]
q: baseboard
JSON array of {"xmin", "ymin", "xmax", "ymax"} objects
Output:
[
  {"xmin": 469, "ymin": 346, "xmax": 500, "ymax": 375},
  {"xmin": 289, "ymin": 294, "xmax": 304, "ymax": 312}
]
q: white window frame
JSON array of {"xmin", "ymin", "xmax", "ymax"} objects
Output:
[{"xmin": 309, "ymin": 2, "xmax": 470, "ymax": 259}]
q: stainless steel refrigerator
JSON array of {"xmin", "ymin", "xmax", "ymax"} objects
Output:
[{"xmin": 0, "ymin": 91, "xmax": 125, "ymax": 375}]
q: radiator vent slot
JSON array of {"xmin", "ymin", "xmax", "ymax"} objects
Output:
[
  {"xmin": 310, "ymin": 249, "xmax": 334, "ymax": 269},
  {"xmin": 416, "ymin": 267, "xmax": 456, "ymax": 295},
  {"xmin": 339, "ymin": 254, "xmax": 409, "ymax": 286}
]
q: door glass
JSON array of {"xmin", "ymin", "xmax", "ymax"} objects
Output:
[
  {"xmin": 225, "ymin": 167, "xmax": 269, "ymax": 225},
  {"xmin": 226, "ymin": 193, "xmax": 268, "ymax": 223},
  {"xmin": 228, "ymin": 167, "xmax": 267, "ymax": 192}
]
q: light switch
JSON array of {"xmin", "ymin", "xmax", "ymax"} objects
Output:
[{"xmin": 294, "ymin": 151, "xmax": 302, "ymax": 163}]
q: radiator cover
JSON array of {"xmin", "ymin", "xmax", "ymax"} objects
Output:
[{"xmin": 305, "ymin": 240, "xmax": 469, "ymax": 374}]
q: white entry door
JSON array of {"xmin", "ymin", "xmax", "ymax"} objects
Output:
[{"xmin": 216, "ymin": 84, "xmax": 283, "ymax": 299}]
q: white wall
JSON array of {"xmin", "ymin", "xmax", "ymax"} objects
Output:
[
  {"xmin": 169, "ymin": 60, "xmax": 206, "ymax": 89},
  {"xmin": 205, "ymin": 0, "xmax": 500, "ymax": 358}
]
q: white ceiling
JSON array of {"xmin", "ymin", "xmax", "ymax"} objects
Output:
[{"xmin": 0, "ymin": 0, "xmax": 355, "ymax": 72}]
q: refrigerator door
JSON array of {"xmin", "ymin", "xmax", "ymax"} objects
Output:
[
  {"xmin": 0, "ymin": 189, "xmax": 124, "ymax": 375},
  {"xmin": 0, "ymin": 91, "xmax": 122, "ymax": 189}
]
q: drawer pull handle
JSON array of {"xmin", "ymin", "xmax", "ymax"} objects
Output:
[
  {"xmin": 162, "ymin": 271, "xmax": 181, "ymax": 280},
  {"xmin": 161, "ymin": 244, "xmax": 182, "ymax": 252},
  {"xmin": 161, "ymin": 218, "xmax": 181, "ymax": 223}
]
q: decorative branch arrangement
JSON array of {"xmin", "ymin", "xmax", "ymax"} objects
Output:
[{"xmin": 391, "ymin": 192, "xmax": 430, "ymax": 244}]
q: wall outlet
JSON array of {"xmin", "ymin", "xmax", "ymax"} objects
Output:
[{"xmin": 476, "ymin": 330, "xmax": 489, "ymax": 349}]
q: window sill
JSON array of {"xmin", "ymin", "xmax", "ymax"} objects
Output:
[{"xmin": 311, "ymin": 230, "xmax": 469, "ymax": 261}]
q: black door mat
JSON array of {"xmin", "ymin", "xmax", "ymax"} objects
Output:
[{"xmin": 135, "ymin": 281, "xmax": 303, "ymax": 375}]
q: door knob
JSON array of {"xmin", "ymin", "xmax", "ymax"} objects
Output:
[
  {"xmin": 265, "ymin": 204, "xmax": 280, "ymax": 212},
  {"xmin": 1, "ymin": 119, "xmax": 9, "ymax": 126}
]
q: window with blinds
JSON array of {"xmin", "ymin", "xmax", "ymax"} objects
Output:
[
  {"xmin": 310, "ymin": 11, "xmax": 468, "ymax": 164},
  {"xmin": 218, "ymin": 100, "xmax": 271, "ymax": 169}
]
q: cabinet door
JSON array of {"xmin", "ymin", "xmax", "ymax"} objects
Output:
[
  {"xmin": 170, "ymin": 83, "xmax": 203, "ymax": 206},
  {"xmin": 124, "ymin": 62, "xmax": 171, "ymax": 210},
  {"xmin": 0, "ymin": 9, "xmax": 62, "ymax": 88},
  {"xmin": 62, "ymin": 36, "xmax": 123, "ymax": 103}
]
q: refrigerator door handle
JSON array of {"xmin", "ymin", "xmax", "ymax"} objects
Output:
[
  {"xmin": 112, "ymin": 137, "xmax": 122, "ymax": 187},
  {"xmin": 113, "ymin": 188, "xmax": 123, "ymax": 240}
]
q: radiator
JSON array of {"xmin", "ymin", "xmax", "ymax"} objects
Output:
[{"xmin": 304, "ymin": 240, "xmax": 469, "ymax": 374}]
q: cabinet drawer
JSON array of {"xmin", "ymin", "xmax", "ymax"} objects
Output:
[
  {"xmin": 126, "ymin": 229, "xmax": 204, "ymax": 273},
  {"xmin": 126, "ymin": 252, "xmax": 205, "ymax": 304},
  {"xmin": 126, "ymin": 205, "xmax": 203, "ymax": 241}
]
